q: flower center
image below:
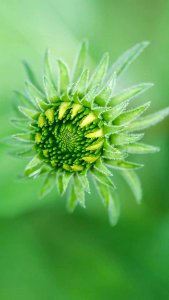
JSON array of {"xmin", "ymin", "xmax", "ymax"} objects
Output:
[{"xmin": 34, "ymin": 102, "xmax": 104, "ymax": 173}]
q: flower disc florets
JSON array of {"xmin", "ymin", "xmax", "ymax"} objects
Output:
[
  {"xmin": 34, "ymin": 103, "xmax": 104, "ymax": 173},
  {"xmin": 11, "ymin": 40, "xmax": 169, "ymax": 225}
]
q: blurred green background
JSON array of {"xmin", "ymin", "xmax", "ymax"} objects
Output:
[{"xmin": 0, "ymin": 0, "xmax": 169, "ymax": 299}]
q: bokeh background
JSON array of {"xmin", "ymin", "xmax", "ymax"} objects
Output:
[{"xmin": 0, "ymin": 0, "xmax": 169, "ymax": 299}]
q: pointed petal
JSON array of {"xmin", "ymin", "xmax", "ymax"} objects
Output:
[
  {"xmin": 102, "ymin": 149, "xmax": 127, "ymax": 160},
  {"xmin": 91, "ymin": 168, "xmax": 115, "ymax": 189},
  {"xmin": 104, "ymin": 124, "xmax": 124, "ymax": 135},
  {"xmin": 72, "ymin": 40, "xmax": 88, "ymax": 83},
  {"xmin": 105, "ymin": 159, "xmax": 143, "ymax": 170},
  {"xmin": 25, "ymin": 155, "xmax": 43, "ymax": 177},
  {"xmin": 67, "ymin": 185, "xmax": 77, "ymax": 212},
  {"xmin": 114, "ymin": 102, "xmax": 150, "ymax": 125},
  {"xmin": 40, "ymin": 172, "xmax": 56, "ymax": 198},
  {"xmin": 118, "ymin": 143, "xmax": 160, "ymax": 154},
  {"xmin": 110, "ymin": 133, "xmax": 144, "ymax": 145},
  {"xmin": 58, "ymin": 60, "xmax": 70, "ymax": 95},
  {"xmin": 95, "ymin": 73, "xmax": 116, "ymax": 106},
  {"xmin": 89, "ymin": 53, "xmax": 109, "ymax": 88},
  {"xmin": 125, "ymin": 107, "xmax": 169, "ymax": 132},
  {"xmin": 12, "ymin": 133, "xmax": 33, "ymax": 143},
  {"xmin": 109, "ymin": 83, "xmax": 153, "ymax": 106},
  {"xmin": 71, "ymin": 68, "xmax": 89, "ymax": 97},
  {"xmin": 22, "ymin": 60, "xmax": 41, "ymax": 91},
  {"xmin": 10, "ymin": 118, "xmax": 29, "ymax": 131},
  {"xmin": 74, "ymin": 174, "xmax": 85, "ymax": 208},
  {"xmin": 121, "ymin": 170, "xmax": 142, "ymax": 203},
  {"xmin": 25, "ymin": 81, "xmax": 45, "ymax": 107},
  {"xmin": 103, "ymin": 101, "xmax": 129, "ymax": 123},
  {"xmin": 43, "ymin": 76, "xmax": 59, "ymax": 103},
  {"xmin": 107, "ymin": 41, "xmax": 150, "ymax": 79},
  {"xmin": 78, "ymin": 173, "xmax": 90, "ymax": 193},
  {"xmin": 18, "ymin": 106, "xmax": 40, "ymax": 120},
  {"xmin": 94, "ymin": 158, "xmax": 112, "ymax": 176}
]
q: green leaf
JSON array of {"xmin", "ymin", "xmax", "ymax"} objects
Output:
[
  {"xmin": 118, "ymin": 143, "xmax": 160, "ymax": 154},
  {"xmin": 39, "ymin": 172, "xmax": 56, "ymax": 198},
  {"xmin": 125, "ymin": 107, "xmax": 169, "ymax": 132},
  {"xmin": 114, "ymin": 102, "xmax": 150, "ymax": 125},
  {"xmin": 82, "ymin": 85, "xmax": 99, "ymax": 107},
  {"xmin": 105, "ymin": 159, "xmax": 143, "ymax": 170},
  {"xmin": 58, "ymin": 60, "xmax": 70, "ymax": 95},
  {"xmin": 121, "ymin": 170, "xmax": 142, "ymax": 203},
  {"xmin": 74, "ymin": 174, "xmax": 85, "ymax": 208},
  {"xmin": 107, "ymin": 41, "xmax": 150, "ymax": 79},
  {"xmin": 18, "ymin": 106, "xmax": 40, "ymax": 120},
  {"xmin": 22, "ymin": 60, "xmax": 41, "ymax": 91},
  {"xmin": 103, "ymin": 101, "xmax": 129, "ymax": 123},
  {"xmin": 109, "ymin": 83, "xmax": 153, "ymax": 106},
  {"xmin": 110, "ymin": 133, "xmax": 144, "ymax": 145},
  {"xmin": 67, "ymin": 185, "xmax": 77, "ymax": 212},
  {"xmin": 61, "ymin": 172, "xmax": 73, "ymax": 195},
  {"xmin": 14, "ymin": 91, "xmax": 34, "ymax": 108},
  {"xmin": 72, "ymin": 40, "xmax": 88, "ymax": 83},
  {"xmin": 91, "ymin": 168, "xmax": 115, "ymax": 189},
  {"xmin": 8, "ymin": 148, "xmax": 34, "ymax": 158},
  {"xmin": 89, "ymin": 53, "xmax": 109, "ymax": 88}
]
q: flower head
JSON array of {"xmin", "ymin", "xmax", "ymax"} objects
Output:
[{"xmin": 11, "ymin": 41, "xmax": 169, "ymax": 225}]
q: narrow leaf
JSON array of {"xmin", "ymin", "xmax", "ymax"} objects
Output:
[
  {"xmin": 25, "ymin": 155, "xmax": 42, "ymax": 177},
  {"xmin": 104, "ymin": 124, "xmax": 124, "ymax": 135},
  {"xmin": 67, "ymin": 185, "xmax": 77, "ymax": 212},
  {"xmin": 18, "ymin": 106, "xmax": 40, "ymax": 120},
  {"xmin": 58, "ymin": 60, "xmax": 70, "ymax": 95},
  {"xmin": 95, "ymin": 73, "xmax": 116, "ymax": 106},
  {"xmin": 25, "ymin": 81, "xmax": 45, "ymax": 106},
  {"xmin": 22, "ymin": 60, "xmax": 41, "ymax": 90},
  {"xmin": 78, "ymin": 173, "xmax": 90, "ymax": 193},
  {"xmin": 94, "ymin": 158, "xmax": 112, "ymax": 176}
]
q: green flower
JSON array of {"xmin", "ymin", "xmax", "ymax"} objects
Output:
[{"xmin": 11, "ymin": 41, "xmax": 169, "ymax": 225}]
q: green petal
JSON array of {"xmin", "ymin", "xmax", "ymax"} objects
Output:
[
  {"xmin": 8, "ymin": 148, "xmax": 34, "ymax": 158},
  {"xmin": 25, "ymin": 155, "xmax": 43, "ymax": 177},
  {"xmin": 74, "ymin": 174, "xmax": 85, "ymax": 208},
  {"xmin": 25, "ymin": 81, "xmax": 45, "ymax": 107},
  {"xmin": 18, "ymin": 106, "xmax": 40, "ymax": 120},
  {"xmin": 110, "ymin": 133, "xmax": 144, "ymax": 145},
  {"xmin": 22, "ymin": 60, "xmax": 41, "ymax": 91},
  {"xmin": 78, "ymin": 173, "xmax": 90, "ymax": 193},
  {"xmin": 125, "ymin": 107, "xmax": 169, "ymax": 132},
  {"xmin": 71, "ymin": 68, "xmax": 89, "ymax": 97},
  {"xmin": 58, "ymin": 60, "xmax": 70, "ymax": 95},
  {"xmin": 121, "ymin": 170, "xmax": 142, "ymax": 203},
  {"xmin": 43, "ymin": 76, "xmax": 59, "ymax": 103},
  {"xmin": 107, "ymin": 41, "xmax": 149, "ymax": 79},
  {"xmin": 114, "ymin": 102, "xmax": 150, "ymax": 125},
  {"xmin": 14, "ymin": 91, "xmax": 35, "ymax": 108},
  {"xmin": 95, "ymin": 180, "xmax": 120, "ymax": 226},
  {"xmin": 105, "ymin": 159, "xmax": 143, "ymax": 170},
  {"xmin": 104, "ymin": 124, "xmax": 124, "ymax": 135},
  {"xmin": 94, "ymin": 158, "xmax": 112, "ymax": 176},
  {"xmin": 72, "ymin": 40, "xmax": 88, "ymax": 83},
  {"xmin": 103, "ymin": 101, "xmax": 129, "ymax": 123},
  {"xmin": 89, "ymin": 53, "xmax": 109, "ymax": 88},
  {"xmin": 67, "ymin": 185, "xmax": 77, "ymax": 212},
  {"xmin": 12, "ymin": 133, "xmax": 33, "ymax": 143},
  {"xmin": 118, "ymin": 143, "xmax": 160, "ymax": 154},
  {"xmin": 102, "ymin": 149, "xmax": 127, "ymax": 160},
  {"xmin": 40, "ymin": 172, "xmax": 56, "ymax": 198},
  {"xmin": 44, "ymin": 49, "xmax": 55, "ymax": 86},
  {"xmin": 109, "ymin": 83, "xmax": 153, "ymax": 106},
  {"xmin": 91, "ymin": 168, "xmax": 115, "ymax": 189},
  {"xmin": 95, "ymin": 73, "xmax": 116, "ymax": 106},
  {"xmin": 10, "ymin": 118, "xmax": 29, "ymax": 131}
]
